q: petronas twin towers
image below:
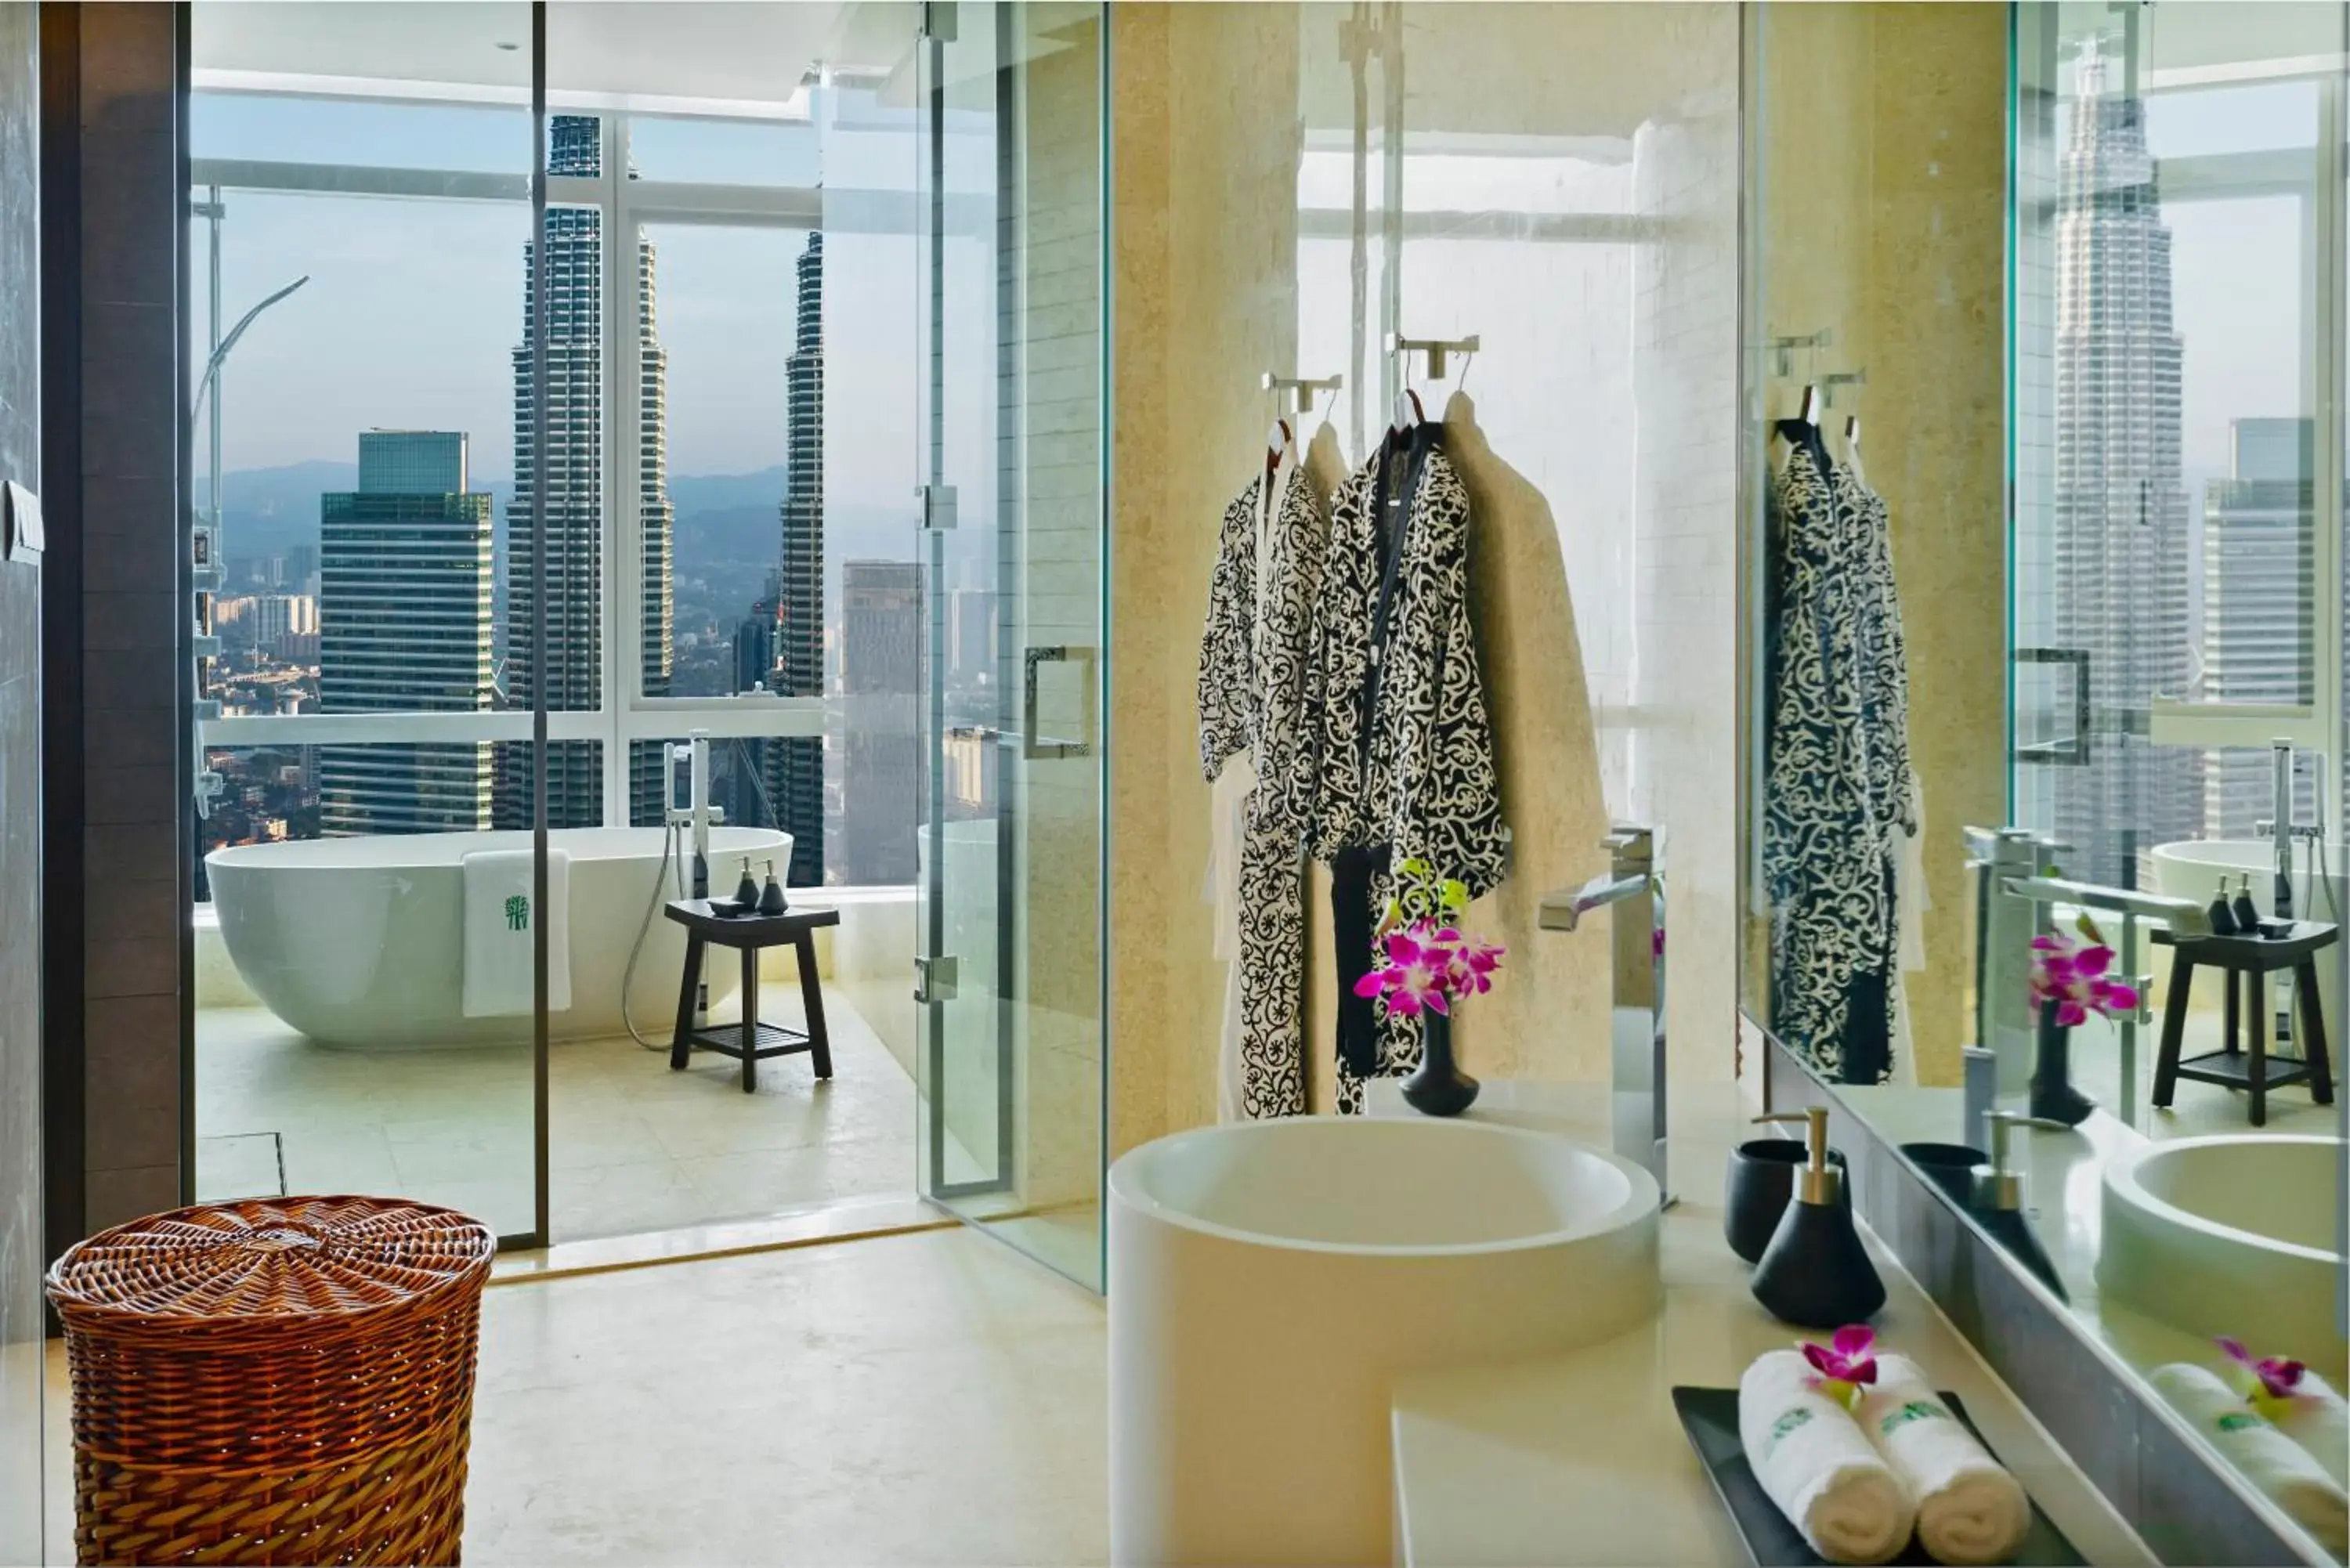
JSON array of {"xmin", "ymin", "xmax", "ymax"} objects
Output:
[
  {"xmin": 497, "ymin": 115, "xmax": 674, "ymax": 831},
  {"xmin": 2049, "ymin": 42, "xmax": 2201, "ymax": 884}
]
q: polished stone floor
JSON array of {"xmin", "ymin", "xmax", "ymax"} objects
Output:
[
  {"xmin": 195, "ymin": 985, "xmax": 922, "ymax": 1244},
  {"xmin": 46, "ymin": 1225, "xmax": 1110, "ymax": 1565}
]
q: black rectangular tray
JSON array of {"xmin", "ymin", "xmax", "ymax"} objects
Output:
[{"xmin": 1671, "ymin": 1386, "xmax": 2083, "ymax": 1566}]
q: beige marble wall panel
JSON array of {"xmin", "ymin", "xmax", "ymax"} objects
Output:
[
  {"xmin": 1108, "ymin": 4, "xmax": 1305, "ymax": 1152},
  {"xmin": 1748, "ymin": 4, "xmax": 2008, "ymax": 1087}
]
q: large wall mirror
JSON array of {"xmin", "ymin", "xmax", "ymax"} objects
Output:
[{"xmin": 1741, "ymin": 3, "xmax": 2347, "ymax": 1560}]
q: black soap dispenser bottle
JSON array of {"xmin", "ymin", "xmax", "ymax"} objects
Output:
[
  {"xmin": 757, "ymin": 858, "xmax": 788, "ymax": 916},
  {"xmin": 2207, "ymin": 881, "xmax": 2240, "ymax": 937},
  {"xmin": 733, "ymin": 857, "xmax": 760, "ymax": 911},
  {"xmin": 1969, "ymin": 1111, "xmax": 2071, "ymax": 1302},
  {"xmin": 2232, "ymin": 873, "xmax": 2262, "ymax": 936},
  {"xmin": 1748, "ymin": 1107, "xmax": 1885, "ymax": 1330}
]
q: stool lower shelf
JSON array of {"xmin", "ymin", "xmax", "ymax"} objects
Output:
[
  {"xmin": 680, "ymin": 1021, "xmax": 823, "ymax": 1068},
  {"xmin": 2171, "ymin": 1048, "xmax": 2312, "ymax": 1093}
]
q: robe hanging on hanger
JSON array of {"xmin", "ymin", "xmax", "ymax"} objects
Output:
[
  {"xmin": 1303, "ymin": 420, "xmax": 1506, "ymax": 1114},
  {"xmin": 1764, "ymin": 432, "xmax": 1910, "ymax": 1083},
  {"xmin": 1197, "ymin": 441, "xmax": 1330, "ymax": 1118}
]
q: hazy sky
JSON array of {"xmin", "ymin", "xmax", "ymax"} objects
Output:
[
  {"xmin": 193, "ymin": 89, "xmax": 917, "ymax": 500},
  {"xmin": 195, "ymin": 67, "xmax": 2323, "ymax": 508}
]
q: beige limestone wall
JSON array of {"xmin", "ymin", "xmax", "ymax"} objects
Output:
[
  {"xmin": 1108, "ymin": 3, "xmax": 1307, "ymax": 1154},
  {"xmin": 1748, "ymin": 4, "xmax": 2008, "ymax": 1086}
]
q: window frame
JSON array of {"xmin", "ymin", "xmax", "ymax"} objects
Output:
[{"xmin": 191, "ymin": 96, "xmax": 833, "ymax": 825}]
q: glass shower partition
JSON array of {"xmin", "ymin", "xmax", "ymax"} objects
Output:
[{"xmin": 913, "ymin": 0, "xmax": 1107, "ymax": 1289}]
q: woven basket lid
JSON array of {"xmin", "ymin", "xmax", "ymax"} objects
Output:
[{"xmin": 45, "ymin": 1194, "xmax": 495, "ymax": 1329}]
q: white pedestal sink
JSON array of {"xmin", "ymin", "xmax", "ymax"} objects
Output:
[
  {"xmin": 2097, "ymin": 1134, "xmax": 2347, "ymax": 1379},
  {"xmin": 1108, "ymin": 1116, "xmax": 1662, "ymax": 1566}
]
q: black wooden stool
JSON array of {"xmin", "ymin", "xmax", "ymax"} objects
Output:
[
  {"xmin": 664, "ymin": 899, "xmax": 842, "ymax": 1093},
  {"xmin": 2152, "ymin": 920, "xmax": 2337, "ymax": 1127}
]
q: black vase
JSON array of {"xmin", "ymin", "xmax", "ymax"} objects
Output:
[
  {"xmin": 1723, "ymin": 1140, "xmax": 1851, "ymax": 1265},
  {"xmin": 1401, "ymin": 1010, "xmax": 1480, "ymax": 1117},
  {"xmin": 2030, "ymin": 1001, "xmax": 2095, "ymax": 1126}
]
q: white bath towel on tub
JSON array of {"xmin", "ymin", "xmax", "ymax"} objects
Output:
[{"xmin": 462, "ymin": 848, "xmax": 571, "ymax": 1017}]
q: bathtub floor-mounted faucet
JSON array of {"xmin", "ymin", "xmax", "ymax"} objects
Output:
[
  {"xmin": 1538, "ymin": 825, "xmax": 1668, "ymax": 1205},
  {"xmin": 667, "ymin": 729, "xmax": 721, "ymax": 900}
]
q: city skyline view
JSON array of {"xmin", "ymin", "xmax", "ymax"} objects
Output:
[{"xmin": 195, "ymin": 98, "xmax": 933, "ymax": 877}]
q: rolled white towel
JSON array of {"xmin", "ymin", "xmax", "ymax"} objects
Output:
[
  {"xmin": 2153, "ymin": 1364, "xmax": 2348, "ymax": 1556},
  {"xmin": 2267, "ymin": 1368, "xmax": 2349, "ymax": 1486},
  {"xmin": 1852, "ymin": 1353, "xmax": 2029, "ymax": 1566},
  {"xmin": 1739, "ymin": 1349, "xmax": 1918, "ymax": 1565}
]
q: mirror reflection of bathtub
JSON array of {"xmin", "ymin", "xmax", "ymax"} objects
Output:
[{"xmin": 205, "ymin": 826, "xmax": 791, "ymax": 1048}]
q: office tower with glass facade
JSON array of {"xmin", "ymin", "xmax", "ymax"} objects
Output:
[
  {"xmin": 773, "ymin": 229, "xmax": 826, "ymax": 883},
  {"xmin": 2048, "ymin": 42, "xmax": 2201, "ymax": 883},
  {"xmin": 317, "ymin": 430, "xmax": 494, "ymax": 835},
  {"xmin": 498, "ymin": 114, "xmax": 674, "ymax": 830},
  {"xmin": 2202, "ymin": 417, "xmax": 2321, "ymax": 836}
]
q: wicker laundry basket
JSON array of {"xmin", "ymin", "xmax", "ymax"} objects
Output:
[{"xmin": 45, "ymin": 1195, "xmax": 497, "ymax": 1567}]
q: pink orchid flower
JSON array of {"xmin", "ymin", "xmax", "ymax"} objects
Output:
[
  {"xmin": 1800, "ymin": 1326, "xmax": 1879, "ymax": 1407},
  {"xmin": 1354, "ymin": 927, "xmax": 1451, "ymax": 1017},
  {"xmin": 2218, "ymin": 1337, "xmax": 2307, "ymax": 1412},
  {"xmin": 2030, "ymin": 933, "xmax": 2138, "ymax": 1027}
]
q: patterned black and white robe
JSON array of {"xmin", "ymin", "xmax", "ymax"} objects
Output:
[
  {"xmin": 1764, "ymin": 434, "xmax": 1912, "ymax": 1082},
  {"xmin": 1303, "ymin": 423, "xmax": 1507, "ymax": 1114},
  {"xmin": 1198, "ymin": 453, "xmax": 1329, "ymax": 1118}
]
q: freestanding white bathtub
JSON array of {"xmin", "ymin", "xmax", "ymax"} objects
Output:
[{"xmin": 207, "ymin": 826, "xmax": 791, "ymax": 1048}]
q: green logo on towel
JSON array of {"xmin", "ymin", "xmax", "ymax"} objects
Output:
[
  {"xmin": 1766, "ymin": 1406, "xmax": 1814, "ymax": 1457},
  {"xmin": 504, "ymin": 894, "xmax": 530, "ymax": 932},
  {"xmin": 2215, "ymin": 1412, "xmax": 2265, "ymax": 1433},
  {"xmin": 1879, "ymin": 1400, "xmax": 1949, "ymax": 1436}
]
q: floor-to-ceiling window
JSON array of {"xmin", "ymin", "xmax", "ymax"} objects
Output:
[{"xmin": 186, "ymin": 4, "xmax": 931, "ymax": 1245}]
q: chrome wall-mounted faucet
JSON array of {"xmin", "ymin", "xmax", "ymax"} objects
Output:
[{"xmin": 1539, "ymin": 825, "xmax": 1668, "ymax": 1203}]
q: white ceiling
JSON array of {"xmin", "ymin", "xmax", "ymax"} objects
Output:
[{"xmin": 193, "ymin": 2, "xmax": 917, "ymax": 110}]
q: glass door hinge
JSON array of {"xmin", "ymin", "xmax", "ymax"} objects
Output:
[
  {"xmin": 918, "ymin": 2, "xmax": 957, "ymax": 43},
  {"xmin": 914, "ymin": 952, "xmax": 960, "ymax": 1004},
  {"xmin": 917, "ymin": 482, "xmax": 958, "ymax": 531}
]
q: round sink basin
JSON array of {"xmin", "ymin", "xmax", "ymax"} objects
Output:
[
  {"xmin": 1108, "ymin": 1117, "xmax": 1661, "ymax": 1565},
  {"xmin": 2097, "ymin": 1135, "xmax": 2346, "ymax": 1379}
]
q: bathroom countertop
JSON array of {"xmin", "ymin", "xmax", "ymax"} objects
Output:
[{"xmin": 1365, "ymin": 1081, "xmax": 2154, "ymax": 1567}]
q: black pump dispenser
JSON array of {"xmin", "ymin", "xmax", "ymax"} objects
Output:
[
  {"xmin": 2207, "ymin": 884, "xmax": 2239, "ymax": 937},
  {"xmin": 2232, "ymin": 873, "xmax": 2261, "ymax": 935},
  {"xmin": 1748, "ymin": 1107, "xmax": 1885, "ymax": 1329},
  {"xmin": 1969, "ymin": 1111, "xmax": 2071, "ymax": 1301},
  {"xmin": 733, "ymin": 857, "xmax": 759, "ymax": 910},
  {"xmin": 757, "ymin": 858, "xmax": 788, "ymax": 916}
]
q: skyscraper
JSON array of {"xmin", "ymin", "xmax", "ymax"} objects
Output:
[
  {"xmin": 497, "ymin": 115, "xmax": 674, "ymax": 830},
  {"xmin": 317, "ymin": 431, "xmax": 494, "ymax": 836},
  {"xmin": 2049, "ymin": 41, "xmax": 2200, "ymax": 883},
  {"xmin": 837, "ymin": 559, "xmax": 923, "ymax": 887},
  {"xmin": 772, "ymin": 230, "xmax": 826, "ymax": 883},
  {"xmin": 2202, "ymin": 418, "xmax": 2320, "ymax": 836}
]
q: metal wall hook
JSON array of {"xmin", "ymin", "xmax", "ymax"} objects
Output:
[
  {"xmin": 1766, "ymin": 327, "xmax": 1834, "ymax": 380},
  {"xmin": 1384, "ymin": 331, "xmax": 1480, "ymax": 383},
  {"xmin": 1261, "ymin": 371, "xmax": 1343, "ymax": 416},
  {"xmin": 1820, "ymin": 368, "xmax": 1867, "ymax": 409}
]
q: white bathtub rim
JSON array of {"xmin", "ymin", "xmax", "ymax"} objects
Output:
[
  {"xmin": 1108, "ymin": 1117, "xmax": 1661, "ymax": 1259},
  {"xmin": 2102, "ymin": 1134, "xmax": 2347, "ymax": 1268},
  {"xmin": 204, "ymin": 823, "xmax": 790, "ymax": 873},
  {"xmin": 2150, "ymin": 837, "xmax": 2349, "ymax": 880}
]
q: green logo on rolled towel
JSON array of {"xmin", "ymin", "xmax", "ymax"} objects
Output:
[
  {"xmin": 2215, "ymin": 1412, "xmax": 2267, "ymax": 1433},
  {"xmin": 504, "ymin": 894, "xmax": 530, "ymax": 932},
  {"xmin": 1879, "ymin": 1400, "xmax": 1949, "ymax": 1436},
  {"xmin": 1766, "ymin": 1406, "xmax": 1814, "ymax": 1457}
]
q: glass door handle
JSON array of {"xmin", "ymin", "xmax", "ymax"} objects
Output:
[
  {"xmin": 2013, "ymin": 647, "xmax": 2091, "ymax": 765},
  {"xmin": 1021, "ymin": 645, "xmax": 1094, "ymax": 760}
]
